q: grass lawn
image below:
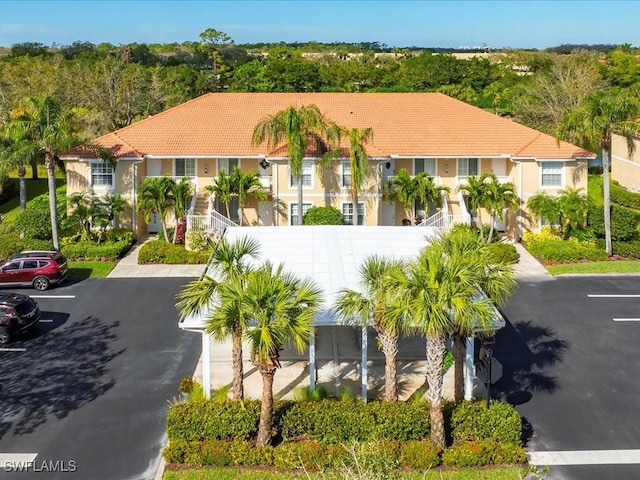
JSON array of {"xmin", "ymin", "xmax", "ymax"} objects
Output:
[
  {"xmin": 0, "ymin": 177, "xmax": 65, "ymax": 222},
  {"xmin": 588, "ymin": 174, "xmax": 603, "ymax": 206},
  {"xmin": 163, "ymin": 466, "xmax": 529, "ymax": 480},
  {"xmin": 547, "ymin": 260, "xmax": 640, "ymax": 276},
  {"xmin": 68, "ymin": 261, "xmax": 116, "ymax": 279}
]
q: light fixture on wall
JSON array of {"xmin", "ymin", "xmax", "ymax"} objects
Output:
[
  {"xmin": 203, "ymin": 164, "xmax": 209, "ymax": 174},
  {"xmin": 259, "ymin": 158, "xmax": 270, "ymax": 170},
  {"xmin": 444, "ymin": 163, "xmax": 449, "ymax": 174}
]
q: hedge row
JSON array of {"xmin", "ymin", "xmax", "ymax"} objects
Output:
[
  {"xmin": 167, "ymin": 399, "xmax": 522, "ymax": 447},
  {"xmin": 61, "ymin": 240, "xmax": 132, "ymax": 261},
  {"xmin": 611, "ymin": 182, "xmax": 640, "ymax": 210},
  {"xmin": 588, "ymin": 204, "xmax": 639, "ymax": 242},
  {"xmin": 138, "ymin": 239, "xmax": 211, "ymax": 264},
  {"xmin": 163, "ymin": 438, "xmax": 525, "ymax": 469},
  {"xmin": 525, "ymin": 237, "xmax": 607, "ymax": 263},
  {"xmin": 485, "ymin": 242, "xmax": 519, "ymax": 264}
]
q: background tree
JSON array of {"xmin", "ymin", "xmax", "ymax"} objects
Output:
[
  {"xmin": 334, "ymin": 255, "xmax": 406, "ymax": 401},
  {"xmin": 176, "ymin": 236, "xmax": 261, "ymax": 400},
  {"xmin": 198, "ymin": 28, "xmax": 232, "ymax": 88},
  {"xmin": 252, "ymin": 104, "xmax": 336, "ymax": 225},
  {"xmin": 558, "ymin": 90, "xmax": 640, "ymax": 255},
  {"xmin": 0, "ymin": 132, "xmax": 36, "ymax": 210}
]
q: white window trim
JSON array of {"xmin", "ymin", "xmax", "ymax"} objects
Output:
[
  {"xmin": 289, "ymin": 202, "xmax": 313, "ymax": 226},
  {"xmin": 288, "ymin": 160, "xmax": 315, "ymax": 189},
  {"xmin": 341, "ymin": 201, "xmax": 365, "ymax": 226},
  {"xmin": 414, "ymin": 158, "xmax": 436, "ymax": 177},
  {"xmin": 457, "ymin": 158, "xmax": 479, "ymax": 177},
  {"xmin": 89, "ymin": 160, "xmax": 115, "ymax": 190},
  {"xmin": 539, "ymin": 161, "xmax": 565, "ymax": 189},
  {"xmin": 174, "ymin": 158, "xmax": 196, "ymax": 177},
  {"xmin": 341, "ymin": 161, "xmax": 351, "ymax": 189}
]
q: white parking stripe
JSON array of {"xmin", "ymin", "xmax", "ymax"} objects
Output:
[
  {"xmin": 614, "ymin": 318, "xmax": 640, "ymax": 322},
  {"xmin": 588, "ymin": 294, "xmax": 640, "ymax": 298},
  {"xmin": 529, "ymin": 449, "xmax": 640, "ymax": 465},
  {"xmin": 30, "ymin": 295, "xmax": 75, "ymax": 299},
  {"xmin": 38, "ymin": 319, "xmax": 53, "ymax": 323},
  {"xmin": 0, "ymin": 348, "xmax": 27, "ymax": 352},
  {"xmin": 0, "ymin": 453, "xmax": 38, "ymax": 463}
]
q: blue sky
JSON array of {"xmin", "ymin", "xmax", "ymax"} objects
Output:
[{"xmin": 1, "ymin": 0, "xmax": 638, "ymax": 49}]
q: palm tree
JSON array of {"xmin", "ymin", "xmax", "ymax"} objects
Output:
[
  {"xmin": 334, "ymin": 255, "xmax": 406, "ymax": 401},
  {"xmin": 171, "ymin": 177, "xmax": 193, "ymax": 244},
  {"xmin": 526, "ymin": 191, "xmax": 560, "ymax": 229},
  {"xmin": 0, "ymin": 133, "xmax": 37, "ymax": 211},
  {"xmin": 4, "ymin": 97, "xmax": 83, "ymax": 250},
  {"xmin": 66, "ymin": 191, "xmax": 93, "ymax": 241},
  {"xmin": 397, "ymin": 231, "xmax": 511, "ymax": 449},
  {"xmin": 386, "ymin": 169, "xmax": 449, "ymax": 225},
  {"xmin": 205, "ymin": 169, "xmax": 233, "ymax": 219},
  {"xmin": 438, "ymin": 225, "xmax": 517, "ymax": 402},
  {"xmin": 527, "ymin": 188, "xmax": 590, "ymax": 239},
  {"xmin": 235, "ymin": 261, "xmax": 322, "ymax": 446},
  {"xmin": 456, "ymin": 174, "xmax": 488, "ymax": 238},
  {"xmin": 252, "ymin": 105, "xmax": 335, "ymax": 225},
  {"xmin": 176, "ymin": 236, "xmax": 261, "ymax": 400},
  {"xmin": 558, "ymin": 90, "xmax": 640, "ymax": 256},
  {"xmin": 92, "ymin": 192, "xmax": 129, "ymax": 241},
  {"xmin": 482, "ymin": 173, "xmax": 518, "ymax": 243},
  {"xmin": 137, "ymin": 176, "xmax": 175, "ymax": 242},
  {"xmin": 229, "ymin": 166, "xmax": 268, "ymax": 226}
]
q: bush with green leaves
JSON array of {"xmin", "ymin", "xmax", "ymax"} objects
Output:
[
  {"xmin": 612, "ymin": 240, "xmax": 640, "ymax": 259},
  {"xmin": 61, "ymin": 240, "xmax": 132, "ymax": 261},
  {"xmin": 588, "ymin": 205, "xmax": 638, "ymax": 242},
  {"xmin": 138, "ymin": 239, "xmax": 210, "ymax": 264},
  {"xmin": 442, "ymin": 440, "xmax": 526, "ymax": 467},
  {"xmin": 450, "ymin": 401, "xmax": 522, "ymax": 445},
  {"xmin": 611, "ymin": 182, "xmax": 640, "ymax": 210},
  {"xmin": 14, "ymin": 207, "xmax": 52, "ymax": 240},
  {"xmin": 484, "ymin": 242, "xmax": 519, "ymax": 264},
  {"xmin": 185, "ymin": 227, "xmax": 212, "ymax": 252},
  {"xmin": 303, "ymin": 206, "xmax": 344, "ymax": 225},
  {"xmin": 525, "ymin": 234, "xmax": 607, "ymax": 264}
]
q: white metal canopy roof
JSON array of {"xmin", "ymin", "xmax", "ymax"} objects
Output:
[{"xmin": 179, "ymin": 225, "xmax": 439, "ymax": 330}]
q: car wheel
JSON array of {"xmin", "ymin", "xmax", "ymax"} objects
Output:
[
  {"xmin": 0, "ymin": 326, "xmax": 10, "ymax": 345},
  {"xmin": 33, "ymin": 276, "xmax": 50, "ymax": 291}
]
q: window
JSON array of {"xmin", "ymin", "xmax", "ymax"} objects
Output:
[
  {"xmin": 541, "ymin": 162, "xmax": 563, "ymax": 187},
  {"xmin": 342, "ymin": 162, "xmax": 351, "ymax": 188},
  {"xmin": 290, "ymin": 161, "xmax": 313, "ymax": 188},
  {"xmin": 91, "ymin": 161, "xmax": 114, "ymax": 188},
  {"xmin": 290, "ymin": 203, "xmax": 313, "ymax": 225},
  {"xmin": 415, "ymin": 158, "xmax": 436, "ymax": 176},
  {"xmin": 218, "ymin": 158, "xmax": 238, "ymax": 175},
  {"xmin": 457, "ymin": 158, "xmax": 479, "ymax": 177},
  {"xmin": 22, "ymin": 260, "xmax": 38, "ymax": 269},
  {"xmin": 342, "ymin": 202, "xmax": 365, "ymax": 225},
  {"xmin": 175, "ymin": 158, "xmax": 196, "ymax": 177}
]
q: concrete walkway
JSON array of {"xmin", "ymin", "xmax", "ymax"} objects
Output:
[{"xmin": 513, "ymin": 241, "xmax": 554, "ymax": 281}]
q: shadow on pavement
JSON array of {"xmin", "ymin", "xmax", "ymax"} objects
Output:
[{"xmin": 0, "ymin": 315, "xmax": 123, "ymax": 439}]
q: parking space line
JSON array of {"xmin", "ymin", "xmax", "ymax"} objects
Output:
[
  {"xmin": 30, "ymin": 295, "xmax": 75, "ymax": 299},
  {"xmin": 614, "ymin": 318, "xmax": 640, "ymax": 322},
  {"xmin": 529, "ymin": 449, "xmax": 640, "ymax": 465},
  {"xmin": 38, "ymin": 319, "xmax": 53, "ymax": 323},
  {"xmin": 0, "ymin": 453, "xmax": 38, "ymax": 463},
  {"xmin": 588, "ymin": 294, "xmax": 640, "ymax": 298},
  {"xmin": 0, "ymin": 348, "xmax": 27, "ymax": 352}
]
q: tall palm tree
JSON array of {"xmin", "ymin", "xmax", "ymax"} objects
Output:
[
  {"xmin": 334, "ymin": 255, "xmax": 406, "ymax": 401},
  {"xmin": 252, "ymin": 104, "xmax": 335, "ymax": 225},
  {"xmin": 558, "ymin": 90, "xmax": 640, "ymax": 256},
  {"xmin": 482, "ymin": 173, "xmax": 518, "ymax": 243},
  {"xmin": 4, "ymin": 97, "xmax": 83, "ymax": 250},
  {"xmin": 206, "ymin": 169, "xmax": 233, "ymax": 219},
  {"xmin": 137, "ymin": 176, "xmax": 175, "ymax": 242},
  {"xmin": 0, "ymin": 133, "xmax": 37, "ymax": 211},
  {"xmin": 234, "ymin": 261, "xmax": 322, "ymax": 446},
  {"xmin": 171, "ymin": 177, "xmax": 193, "ymax": 244},
  {"xmin": 456, "ymin": 174, "xmax": 488, "ymax": 238},
  {"xmin": 386, "ymin": 169, "xmax": 449, "ymax": 225},
  {"xmin": 176, "ymin": 236, "xmax": 261, "ymax": 400},
  {"xmin": 229, "ymin": 166, "xmax": 268, "ymax": 226},
  {"xmin": 438, "ymin": 225, "xmax": 517, "ymax": 402}
]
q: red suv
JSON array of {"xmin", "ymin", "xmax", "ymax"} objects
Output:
[{"xmin": 0, "ymin": 251, "xmax": 68, "ymax": 291}]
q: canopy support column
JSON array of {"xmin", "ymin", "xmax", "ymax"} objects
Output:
[
  {"xmin": 361, "ymin": 325, "xmax": 368, "ymax": 403},
  {"xmin": 464, "ymin": 336, "xmax": 474, "ymax": 401},
  {"xmin": 309, "ymin": 329, "xmax": 316, "ymax": 392},
  {"xmin": 202, "ymin": 331, "xmax": 211, "ymax": 399}
]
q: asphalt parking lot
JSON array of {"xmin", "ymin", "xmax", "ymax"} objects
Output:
[
  {"xmin": 0, "ymin": 277, "xmax": 200, "ymax": 480},
  {"xmin": 496, "ymin": 276, "xmax": 640, "ymax": 480}
]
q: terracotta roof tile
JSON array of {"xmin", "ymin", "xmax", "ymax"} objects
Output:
[
  {"xmin": 65, "ymin": 93, "xmax": 595, "ymax": 160},
  {"xmin": 63, "ymin": 132, "xmax": 144, "ymax": 159}
]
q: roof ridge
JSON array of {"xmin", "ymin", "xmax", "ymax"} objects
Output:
[
  {"xmin": 110, "ymin": 131, "xmax": 144, "ymax": 158},
  {"xmin": 515, "ymin": 131, "xmax": 543, "ymax": 156}
]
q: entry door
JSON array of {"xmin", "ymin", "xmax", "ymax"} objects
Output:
[
  {"xmin": 258, "ymin": 201, "xmax": 273, "ymax": 226},
  {"xmin": 382, "ymin": 202, "xmax": 396, "ymax": 226}
]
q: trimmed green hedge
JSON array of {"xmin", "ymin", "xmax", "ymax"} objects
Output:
[
  {"xmin": 485, "ymin": 243, "xmax": 519, "ymax": 264},
  {"xmin": 138, "ymin": 239, "xmax": 211, "ymax": 264},
  {"xmin": 450, "ymin": 401, "xmax": 522, "ymax": 445},
  {"xmin": 612, "ymin": 240, "xmax": 640, "ymax": 259},
  {"xmin": 303, "ymin": 206, "xmax": 344, "ymax": 225},
  {"xmin": 61, "ymin": 240, "xmax": 132, "ymax": 261},
  {"xmin": 442, "ymin": 440, "xmax": 527, "ymax": 467},
  {"xmin": 589, "ymin": 204, "xmax": 639, "ymax": 242},
  {"xmin": 611, "ymin": 182, "xmax": 640, "ymax": 210},
  {"xmin": 526, "ymin": 237, "xmax": 607, "ymax": 263}
]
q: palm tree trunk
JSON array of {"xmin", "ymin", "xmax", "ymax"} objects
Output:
[
  {"xmin": 256, "ymin": 367, "xmax": 276, "ymax": 447},
  {"xmin": 45, "ymin": 153, "xmax": 60, "ymax": 251},
  {"xmin": 487, "ymin": 212, "xmax": 495, "ymax": 243},
  {"xmin": 603, "ymin": 147, "xmax": 612, "ymax": 256},
  {"xmin": 476, "ymin": 208, "xmax": 484, "ymax": 240},
  {"xmin": 18, "ymin": 166, "xmax": 27, "ymax": 211},
  {"xmin": 297, "ymin": 175, "xmax": 304, "ymax": 225},
  {"xmin": 160, "ymin": 218, "xmax": 170, "ymax": 242},
  {"xmin": 231, "ymin": 331, "xmax": 244, "ymax": 400},
  {"xmin": 352, "ymin": 185, "xmax": 359, "ymax": 226},
  {"xmin": 426, "ymin": 333, "xmax": 447, "ymax": 449},
  {"xmin": 377, "ymin": 328, "xmax": 398, "ymax": 401},
  {"xmin": 30, "ymin": 156, "xmax": 38, "ymax": 180},
  {"xmin": 453, "ymin": 334, "xmax": 466, "ymax": 402}
]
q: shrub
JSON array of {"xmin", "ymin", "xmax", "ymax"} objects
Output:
[
  {"xmin": 61, "ymin": 240, "xmax": 131, "ymax": 261},
  {"xmin": 186, "ymin": 227, "xmax": 212, "ymax": 252},
  {"xmin": 442, "ymin": 440, "xmax": 526, "ymax": 467},
  {"xmin": 138, "ymin": 239, "xmax": 210, "ymax": 264},
  {"xmin": 14, "ymin": 207, "xmax": 52, "ymax": 240},
  {"xmin": 23, "ymin": 239, "xmax": 55, "ymax": 251},
  {"xmin": 484, "ymin": 242, "xmax": 519, "ymax": 264},
  {"xmin": 399, "ymin": 440, "xmax": 441, "ymax": 469},
  {"xmin": 589, "ymin": 204, "xmax": 638, "ymax": 242},
  {"xmin": 303, "ymin": 206, "xmax": 344, "ymax": 225},
  {"xmin": 106, "ymin": 228, "xmax": 135, "ymax": 244},
  {"xmin": 612, "ymin": 240, "xmax": 640, "ymax": 259},
  {"xmin": 611, "ymin": 182, "xmax": 640, "ymax": 210},
  {"xmin": 450, "ymin": 401, "xmax": 522, "ymax": 445},
  {"xmin": 0, "ymin": 224, "xmax": 25, "ymax": 259},
  {"xmin": 525, "ymin": 236, "xmax": 607, "ymax": 263}
]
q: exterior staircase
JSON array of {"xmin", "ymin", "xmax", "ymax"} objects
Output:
[{"xmin": 193, "ymin": 192, "xmax": 210, "ymax": 215}]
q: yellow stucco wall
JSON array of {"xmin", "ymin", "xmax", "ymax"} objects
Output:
[{"xmin": 612, "ymin": 134, "xmax": 640, "ymax": 192}]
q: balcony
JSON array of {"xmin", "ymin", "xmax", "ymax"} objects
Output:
[
  {"xmin": 259, "ymin": 176, "xmax": 272, "ymax": 191},
  {"xmin": 456, "ymin": 175, "xmax": 512, "ymax": 186}
]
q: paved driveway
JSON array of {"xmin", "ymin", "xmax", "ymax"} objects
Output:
[
  {"xmin": 496, "ymin": 276, "xmax": 640, "ymax": 480},
  {"xmin": 0, "ymin": 278, "xmax": 200, "ymax": 480}
]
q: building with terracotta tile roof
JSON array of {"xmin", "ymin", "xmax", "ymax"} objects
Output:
[{"xmin": 61, "ymin": 92, "xmax": 595, "ymax": 239}]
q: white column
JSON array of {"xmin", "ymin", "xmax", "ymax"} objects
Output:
[
  {"xmin": 202, "ymin": 331, "xmax": 211, "ymax": 399},
  {"xmin": 361, "ymin": 325, "xmax": 368, "ymax": 403},
  {"xmin": 309, "ymin": 330, "xmax": 316, "ymax": 392},
  {"xmin": 464, "ymin": 336, "xmax": 474, "ymax": 401}
]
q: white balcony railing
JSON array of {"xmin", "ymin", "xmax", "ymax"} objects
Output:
[
  {"xmin": 456, "ymin": 175, "xmax": 512, "ymax": 186},
  {"xmin": 187, "ymin": 210, "xmax": 238, "ymax": 238}
]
